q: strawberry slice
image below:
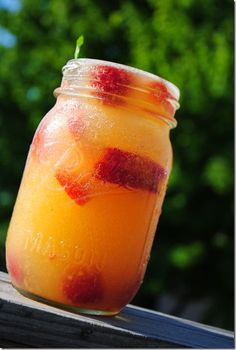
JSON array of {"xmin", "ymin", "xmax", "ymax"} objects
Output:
[
  {"xmin": 30, "ymin": 119, "xmax": 46, "ymax": 158},
  {"xmin": 63, "ymin": 266, "xmax": 104, "ymax": 304},
  {"xmin": 68, "ymin": 115, "xmax": 85, "ymax": 141},
  {"xmin": 55, "ymin": 170, "xmax": 90, "ymax": 205},
  {"xmin": 7, "ymin": 255, "xmax": 23, "ymax": 284},
  {"xmin": 95, "ymin": 148, "xmax": 167, "ymax": 193},
  {"xmin": 150, "ymin": 81, "xmax": 176, "ymax": 116},
  {"xmin": 31, "ymin": 104, "xmax": 86, "ymax": 163},
  {"xmin": 66, "ymin": 104, "xmax": 87, "ymax": 142},
  {"xmin": 91, "ymin": 65, "xmax": 131, "ymax": 104}
]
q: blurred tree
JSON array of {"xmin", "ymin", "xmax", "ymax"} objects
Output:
[{"xmin": 0, "ymin": 0, "xmax": 233, "ymax": 330}]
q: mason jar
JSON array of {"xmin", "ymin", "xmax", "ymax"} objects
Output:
[{"xmin": 6, "ymin": 59, "xmax": 180, "ymax": 315}]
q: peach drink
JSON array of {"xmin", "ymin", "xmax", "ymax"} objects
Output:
[{"xmin": 6, "ymin": 59, "xmax": 180, "ymax": 315}]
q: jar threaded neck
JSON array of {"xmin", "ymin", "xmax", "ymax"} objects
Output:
[{"xmin": 54, "ymin": 59, "xmax": 180, "ymax": 128}]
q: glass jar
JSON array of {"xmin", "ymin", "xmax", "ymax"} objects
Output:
[{"xmin": 6, "ymin": 59, "xmax": 180, "ymax": 315}]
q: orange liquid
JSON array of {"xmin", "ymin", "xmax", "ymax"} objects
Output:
[{"xmin": 6, "ymin": 60, "xmax": 177, "ymax": 315}]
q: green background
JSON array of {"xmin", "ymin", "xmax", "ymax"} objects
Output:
[{"xmin": 0, "ymin": 0, "xmax": 234, "ymax": 330}]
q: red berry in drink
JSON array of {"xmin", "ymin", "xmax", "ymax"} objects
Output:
[
  {"xmin": 95, "ymin": 148, "xmax": 167, "ymax": 193},
  {"xmin": 66, "ymin": 105, "xmax": 87, "ymax": 141},
  {"xmin": 91, "ymin": 65, "xmax": 131, "ymax": 104},
  {"xmin": 55, "ymin": 170, "xmax": 90, "ymax": 205},
  {"xmin": 7, "ymin": 256, "xmax": 23, "ymax": 284},
  {"xmin": 63, "ymin": 266, "xmax": 104, "ymax": 304},
  {"xmin": 31, "ymin": 120, "xmax": 46, "ymax": 157},
  {"xmin": 150, "ymin": 81, "xmax": 176, "ymax": 115},
  {"xmin": 68, "ymin": 115, "xmax": 85, "ymax": 141}
]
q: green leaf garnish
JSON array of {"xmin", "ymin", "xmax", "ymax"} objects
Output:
[{"xmin": 74, "ymin": 35, "xmax": 84, "ymax": 59}]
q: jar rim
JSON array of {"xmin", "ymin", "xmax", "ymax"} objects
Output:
[
  {"xmin": 63, "ymin": 58, "xmax": 180, "ymax": 102},
  {"xmin": 56, "ymin": 58, "xmax": 180, "ymax": 129}
]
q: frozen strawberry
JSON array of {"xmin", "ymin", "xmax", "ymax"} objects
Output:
[
  {"xmin": 30, "ymin": 117, "xmax": 57, "ymax": 162},
  {"xmin": 91, "ymin": 65, "xmax": 131, "ymax": 104},
  {"xmin": 7, "ymin": 255, "xmax": 23, "ymax": 284},
  {"xmin": 30, "ymin": 120, "xmax": 46, "ymax": 158},
  {"xmin": 151, "ymin": 81, "xmax": 176, "ymax": 102},
  {"xmin": 66, "ymin": 103, "xmax": 87, "ymax": 142},
  {"xmin": 55, "ymin": 170, "xmax": 90, "ymax": 205},
  {"xmin": 95, "ymin": 148, "xmax": 167, "ymax": 193},
  {"xmin": 150, "ymin": 81, "xmax": 176, "ymax": 116},
  {"xmin": 68, "ymin": 114, "xmax": 85, "ymax": 141},
  {"xmin": 63, "ymin": 266, "xmax": 104, "ymax": 304},
  {"xmin": 31, "ymin": 104, "xmax": 85, "ymax": 162}
]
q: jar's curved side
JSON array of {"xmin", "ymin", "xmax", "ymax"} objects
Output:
[
  {"xmin": 136, "ymin": 135, "xmax": 173, "ymax": 287},
  {"xmin": 6, "ymin": 61, "xmax": 178, "ymax": 315}
]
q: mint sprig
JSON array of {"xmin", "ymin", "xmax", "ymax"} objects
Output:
[{"xmin": 74, "ymin": 35, "xmax": 84, "ymax": 59}]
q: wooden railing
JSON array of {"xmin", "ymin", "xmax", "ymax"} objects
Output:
[{"xmin": 0, "ymin": 272, "xmax": 234, "ymax": 348}]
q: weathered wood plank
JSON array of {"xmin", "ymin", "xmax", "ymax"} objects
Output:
[{"xmin": 0, "ymin": 272, "xmax": 234, "ymax": 348}]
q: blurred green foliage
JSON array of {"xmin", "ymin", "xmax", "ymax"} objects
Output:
[{"xmin": 0, "ymin": 0, "xmax": 233, "ymax": 330}]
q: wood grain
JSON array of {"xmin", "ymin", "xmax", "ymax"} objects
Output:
[{"xmin": 0, "ymin": 272, "xmax": 234, "ymax": 348}]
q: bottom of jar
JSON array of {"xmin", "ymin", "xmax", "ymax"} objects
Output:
[{"xmin": 15, "ymin": 286, "xmax": 119, "ymax": 316}]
